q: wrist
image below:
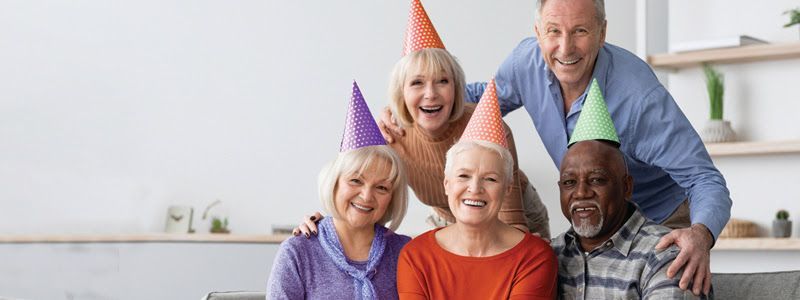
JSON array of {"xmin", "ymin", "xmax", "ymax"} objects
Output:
[{"xmin": 691, "ymin": 223, "xmax": 715, "ymax": 249}]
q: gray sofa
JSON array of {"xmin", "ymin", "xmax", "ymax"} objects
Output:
[{"xmin": 205, "ymin": 270, "xmax": 800, "ymax": 300}]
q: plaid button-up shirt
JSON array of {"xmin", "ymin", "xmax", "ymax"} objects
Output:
[{"xmin": 552, "ymin": 209, "xmax": 704, "ymax": 299}]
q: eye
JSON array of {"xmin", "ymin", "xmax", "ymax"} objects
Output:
[
  {"xmin": 409, "ymin": 79, "xmax": 423, "ymax": 86},
  {"xmin": 559, "ymin": 179, "xmax": 576, "ymax": 187},
  {"xmin": 438, "ymin": 78, "xmax": 449, "ymax": 84},
  {"xmin": 376, "ymin": 185, "xmax": 391, "ymax": 192},
  {"xmin": 457, "ymin": 173, "xmax": 470, "ymax": 179},
  {"xmin": 589, "ymin": 177, "xmax": 607, "ymax": 185},
  {"xmin": 485, "ymin": 176, "xmax": 498, "ymax": 182},
  {"xmin": 546, "ymin": 28, "xmax": 560, "ymax": 35},
  {"xmin": 574, "ymin": 28, "xmax": 590, "ymax": 36},
  {"xmin": 349, "ymin": 178, "xmax": 363, "ymax": 185}
]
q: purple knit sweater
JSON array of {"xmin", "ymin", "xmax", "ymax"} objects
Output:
[{"xmin": 266, "ymin": 229, "xmax": 410, "ymax": 300}]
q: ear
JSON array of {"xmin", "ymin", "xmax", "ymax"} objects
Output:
[
  {"xmin": 534, "ymin": 23, "xmax": 542, "ymax": 40},
  {"xmin": 443, "ymin": 178, "xmax": 450, "ymax": 196},
  {"xmin": 623, "ymin": 174, "xmax": 633, "ymax": 200},
  {"xmin": 599, "ymin": 20, "xmax": 607, "ymax": 45}
]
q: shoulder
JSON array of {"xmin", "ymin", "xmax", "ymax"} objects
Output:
[
  {"xmin": 511, "ymin": 36, "xmax": 542, "ymax": 58},
  {"xmin": 278, "ymin": 235, "xmax": 320, "ymax": 256},
  {"xmin": 385, "ymin": 230, "xmax": 412, "ymax": 251},
  {"xmin": 400, "ymin": 229, "xmax": 438, "ymax": 256},
  {"xmin": 517, "ymin": 234, "xmax": 557, "ymax": 259},
  {"xmin": 602, "ymin": 43, "xmax": 664, "ymax": 100},
  {"xmin": 631, "ymin": 221, "xmax": 681, "ymax": 262}
]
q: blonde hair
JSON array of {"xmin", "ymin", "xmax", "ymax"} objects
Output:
[
  {"xmin": 444, "ymin": 140, "xmax": 515, "ymax": 185},
  {"xmin": 318, "ymin": 146, "xmax": 408, "ymax": 231},
  {"xmin": 388, "ymin": 48, "xmax": 466, "ymax": 128}
]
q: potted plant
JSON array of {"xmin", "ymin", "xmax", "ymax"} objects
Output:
[
  {"xmin": 699, "ymin": 64, "xmax": 736, "ymax": 143},
  {"xmin": 772, "ymin": 209, "xmax": 792, "ymax": 238},
  {"xmin": 785, "ymin": 8, "xmax": 800, "ymax": 39},
  {"xmin": 210, "ymin": 217, "xmax": 230, "ymax": 234}
]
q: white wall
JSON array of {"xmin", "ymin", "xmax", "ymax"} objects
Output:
[
  {"xmin": 665, "ymin": 0, "xmax": 800, "ymax": 272},
  {"xmin": 0, "ymin": 0, "xmax": 636, "ymax": 237}
]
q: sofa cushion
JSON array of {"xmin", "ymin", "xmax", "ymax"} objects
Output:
[
  {"xmin": 202, "ymin": 291, "xmax": 265, "ymax": 300},
  {"xmin": 712, "ymin": 271, "xmax": 800, "ymax": 299}
]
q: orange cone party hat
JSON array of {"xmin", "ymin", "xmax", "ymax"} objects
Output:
[
  {"xmin": 460, "ymin": 79, "xmax": 508, "ymax": 148},
  {"xmin": 401, "ymin": 0, "xmax": 445, "ymax": 56}
]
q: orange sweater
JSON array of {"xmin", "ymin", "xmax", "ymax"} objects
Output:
[
  {"xmin": 397, "ymin": 228, "xmax": 557, "ymax": 300},
  {"xmin": 388, "ymin": 104, "xmax": 529, "ymax": 227}
]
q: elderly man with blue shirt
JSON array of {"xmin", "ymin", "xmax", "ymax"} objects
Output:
[{"xmin": 379, "ymin": 0, "xmax": 730, "ymax": 296}]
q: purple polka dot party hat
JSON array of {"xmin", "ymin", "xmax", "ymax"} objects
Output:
[{"xmin": 340, "ymin": 81, "xmax": 387, "ymax": 152}]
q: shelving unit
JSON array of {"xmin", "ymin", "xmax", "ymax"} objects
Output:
[
  {"xmin": 0, "ymin": 233, "xmax": 290, "ymax": 244},
  {"xmin": 715, "ymin": 238, "xmax": 800, "ymax": 251},
  {"xmin": 648, "ymin": 42, "xmax": 800, "ymax": 68},
  {"xmin": 706, "ymin": 140, "xmax": 800, "ymax": 157}
]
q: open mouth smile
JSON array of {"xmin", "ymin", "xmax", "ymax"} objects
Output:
[
  {"xmin": 351, "ymin": 202, "xmax": 374, "ymax": 212},
  {"xmin": 462, "ymin": 199, "xmax": 487, "ymax": 208},
  {"xmin": 419, "ymin": 105, "xmax": 443, "ymax": 114}
]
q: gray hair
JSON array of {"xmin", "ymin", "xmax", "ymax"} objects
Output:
[
  {"xmin": 537, "ymin": 0, "xmax": 606, "ymax": 24},
  {"xmin": 318, "ymin": 145, "xmax": 408, "ymax": 231},
  {"xmin": 444, "ymin": 140, "xmax": 514, "ymax": 186}
]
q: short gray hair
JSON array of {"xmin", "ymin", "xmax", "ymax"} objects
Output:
[
  {"xmin": 318, "ymin": 146, "xmax": 408, "ymax": 231},
  {"xmin": 537, "ymin": 0, "xmax": 606, "ymax": 24},
  {"xmin": 444, "ymin": 140, "xmax": 514, "ymax": 186}
]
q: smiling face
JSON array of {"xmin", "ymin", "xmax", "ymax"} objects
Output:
[
  {"xmin": 402, "ymin": 64, "xmax": 456, "ymax": 137},
  {"xmin": 333, "ymin": 157, "xmax": 395, "ymax": 231},
  {"xmin": 558, "ymin": 140, "xmax": 632, "ymax": 245},
  {"xmin": 535, "ymin": 0, "xmax": 606, "ymax": 93},
  {"xmin": 443, "ymin": 145, "xmax": 511, "ymax": 227}
]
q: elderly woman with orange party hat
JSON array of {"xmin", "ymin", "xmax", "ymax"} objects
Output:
[
  {"xmin": 396, "ymin": 80, "xmax": 557, "ymax": 299},
  {"xmin": 295, "ymin": 0, "xmax": 550, "ymax": 239}
]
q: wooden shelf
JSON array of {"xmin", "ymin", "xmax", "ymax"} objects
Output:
[
  {"xmin": 0, "ymin": 233, "xmax": 290, "ymax": 244},
  {"xmin": 648, "ymin": 42, "xmax": 800, "ymax": 68},
  {"xmin": 714, "ymin": 238, "xmax": 800, "ymax": 251},
  {"xmin": 705, "ymin": 140, "xmax": 800, "ymax": 157}
]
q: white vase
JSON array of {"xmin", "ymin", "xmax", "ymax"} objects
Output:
[{"xmin": 701, "ymin": 119, "xmax": 736, "ymax": 143}]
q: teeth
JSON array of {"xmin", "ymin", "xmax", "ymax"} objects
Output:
[
  {"xmin": 419, "ymin": 106, "xmax": 443, "ymax": 113},
  {"xmin": 558, "ymin": 58, "xmax": 580, "ymax": 65},
  {"xmin": 351, "ymin": 202, "xmax": 374, "ymax": 212},
  {"xmin": 574, "ymin": 207, "xmax": 597, "ymax": 212},
  {"xmin": 462, "ymin": 199, "xmax": 486, "ymax": 207}
]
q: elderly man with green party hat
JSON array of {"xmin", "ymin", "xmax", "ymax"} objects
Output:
[{"xmin": 551, "ymin": 79, "xmax": 706, "ymax": 299}]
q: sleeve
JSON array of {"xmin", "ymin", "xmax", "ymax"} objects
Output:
[
  {"xmin": 266, "ymin": 241, "xmax": 305, "ymax": 300},
  {"xmin": 465, "ymin": 47, "xmax": 524, "ymax": 116},
  {"xmin": 509, "ymin": 239, "xmax": 559, "ymax": 300},
  {"xmin": 397, "ymin": 246, "xmax": 428, "ymax": 300},
  {"xmin": 641, "ymin": 247, "xmax": 702, "ymax": 299},
  {"xmin": 630, "ymin": 86, "xmax": 732, "ymax": 241},
  {"xmin": 497, "ymin": 121, "xmax": 528, "ymax": 228}
]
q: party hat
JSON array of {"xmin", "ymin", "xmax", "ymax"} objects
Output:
[
  {"xmin": 460, "ymin": 79, "xmax": 508, "ymax": 148},
  {"xmin": 340, "ymin": 81, "xmax": 387, "ymax": 152},
  {"xmin": 567, "ymin": 78, "xmax": 620, "ymax": 147},
  {"xmin": 402, "ymin": 0, "xmax": 445, "ymax": 56}
]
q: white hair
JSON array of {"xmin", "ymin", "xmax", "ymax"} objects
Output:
[
  {"xmin": 444, "ymin": 140, "xmax": 514, "ymax": 185},
  {"xmin": 536, "ymin": 0, "xmax": 606, "ymax": 24}
]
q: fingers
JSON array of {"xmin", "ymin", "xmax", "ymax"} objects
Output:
[
  {"xmin": 691, "ymin": 262, "xmax": 708, "ymax": 296},
  {"xmin": 702, "ymin": 266, "xmax": 712, "ymax": 295},
  {"xmin": 667, "ymin": 250, "xmax": 689, "ymax": 279},
  {"xmin": 655, "ymin": 232, "xmax": 677, "ymax": 250},
  {"xmin": 303, "ymin": 219, "xmax": 318, "ymax": 236},
  {"xmin": 378, "ymin": 120, "xmax": 395, "ymax": 143},
  {"xmin": 379, "ymin": 107, "xmax": 404, "ymax": 138},
  {"xmin": 678, "ymin": 259, "xmax": 697, "ymax": 291},
  {"xmin": 312, "ymin": 212, "xmax": 323, "ymax": 221}
]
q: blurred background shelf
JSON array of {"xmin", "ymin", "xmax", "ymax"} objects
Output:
[
  {"xmin": 715, "ymin": 238, "xmax": 800, "ymax": 250},
  {"xmin": 705, "ymin": 140, "xmax": 800, "ymax": 157},
  {"xmin": 648, "ymin": 42, "xmax": 800, "ymax": 68},
  {"xmin": 0, "ymin": 233, "xmax": 290, "ymax": 244}
]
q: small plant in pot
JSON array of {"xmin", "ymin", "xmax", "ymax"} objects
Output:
[
  {"xmin": 210, "ymin": 217, "xmax": 230, "ymax": 234},
  {"xmin": 699, "ymin": 64, "xmax": 736, "ymax": 143},
  {"xmin": 785, "ymin": 8, "xmax": 800, "ymax": 39},
  {"xmin": 772, "ymin": 209, "xmax": 792, "ymax": 238}
]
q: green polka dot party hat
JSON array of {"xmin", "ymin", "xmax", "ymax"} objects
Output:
[{"xmin": 567, "ymin": 78, "xmax": 620, "ymax": 147}]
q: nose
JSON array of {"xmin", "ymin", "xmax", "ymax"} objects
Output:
[
  {"xmin": 423, "ymin": 82, "xmax": 437, "ymax": 99},
  {"xmin": 573, "ymin": 179, "xmax": 594, "ymax": 199},
  {"xmin": 360, "ymin": 187, "xmax": 374, "ymax": 202},
  {"xmin": 467, "ymin": 178, "xmax": 483, "ymax": 194},
  {"xmin": 559, "ymin": 32, "xmax": 575, "ymax": 54}
]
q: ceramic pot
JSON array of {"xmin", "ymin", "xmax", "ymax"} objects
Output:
[
  {"xmin": 772, "ymin": 220, "xmax": 792, "ymax": 238},
  {"xmin": 701, "ymin": 119, "xmax": 736, "ymax": 143}
]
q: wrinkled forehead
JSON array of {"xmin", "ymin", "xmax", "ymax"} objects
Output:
[{"xmin": 561, "ymin": 141, "xmax": 623, "ymax": 173}]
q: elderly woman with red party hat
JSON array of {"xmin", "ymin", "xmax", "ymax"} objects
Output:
[
  {"xmin": 267, "ymin": 82, "xmax": 410, "ymax": 300},
  {"xmin": 295, "ymin": 0, "xmax": 550, "ymax": 239},
  {"xmin": 396, "ymin": 80, "xmax": 557, "ymax": 299}
]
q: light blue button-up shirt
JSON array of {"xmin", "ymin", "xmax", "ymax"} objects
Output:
[{"xmin": 466, "ymin": 37, "xmax": 731, "ymax": 240}]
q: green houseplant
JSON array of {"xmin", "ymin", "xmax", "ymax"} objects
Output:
[
  {"xmin": 699, "ymin": 64, "xmax": 736, "ymax": 143},
  {"xmin": 786, "ymin": 8, "xmax": 800, "ymax": 39},
  {"xmin": 773, "ymin": 209, "xmax": 792, "ymax": 238}
]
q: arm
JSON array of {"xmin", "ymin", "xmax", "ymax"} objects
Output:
[
  {"xmin": 497, "ymin": 122, "xmax": 530, "ymax": 232},
  {"xmin": 266, "ymin": 241, "xmax": 305, "ymax": 300},
  {"xmin": 632, "ymin": 87, "xmax": 729, "ymax": 295},
  {"xmin": 396, "ymin": 248, "xmax": 428, "ymax": 300}
]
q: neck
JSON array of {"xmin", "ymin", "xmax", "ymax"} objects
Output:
[
  {"xmin": 561, "ymin": 79, "xmax": 590, "ymax": 114},
  {"xmin": 417, "ymin": 122, "xmax": 450, "ymax": 140},
  {"xmin": 441, "ymin": 220, "xmax": 507, "ymax": 257},
  {"xmin": 332, "ymin": 218, "xmax": 376, "ymax": 261},
  {"xmin": 577, "ymin": 204, "xmax": 634, "ymax": 252}
]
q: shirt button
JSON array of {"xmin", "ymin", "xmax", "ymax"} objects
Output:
[{"xmin": 606, "ymin": 241, "xmax": 612, "ymax": 247}]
